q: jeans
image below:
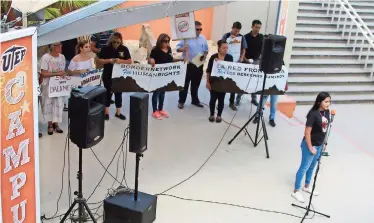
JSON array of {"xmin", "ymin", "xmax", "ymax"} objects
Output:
[
  {"xmin": 179, "ymin": 63, "xmax": 203, "ymax": 104},
  {"xmin": 294, "ymin": 139, "xmax": 323, "ymax": 190},
  {"xmin": 229, "ymin": 93, "xmax": 243, "ymax": 104},
  {"xmin": 256, "ymin": 95, "xmax": 278, "ymax": 120},
  {"xmin": 152, "ymin": 91, "xmax": 165, "ymax": 112},
  {"xmin": 209, "ymin": 90, "xmax": 226, "ymax": 116}
]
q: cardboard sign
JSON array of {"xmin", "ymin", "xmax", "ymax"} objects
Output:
[
  {"xmin": 111, "ymin": 63, "xmax": 187, "ymax": 92},
  {"xmin": 170, "ymin": 12, "xmax": 196, "ymax": 40},
  {"xmin": 210, "ymin": 60, "xmax": 288, "ymax": 95},
  {"xmin": 48, "ymin": 69, "xmax": 102, "ymax": 98}
]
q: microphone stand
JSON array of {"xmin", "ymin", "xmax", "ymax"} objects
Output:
[{"xmin": 291, "ymin": 113, "xmax": 334, "ymax": 222}]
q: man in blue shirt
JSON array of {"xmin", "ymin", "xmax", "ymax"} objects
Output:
[
  {"xmin": 177, "ymin": 21, "xmax": 209, "ymax": 109},
  {"xmin": 222, "ymin": 21, "xmax": 247, "ymax": 111}
]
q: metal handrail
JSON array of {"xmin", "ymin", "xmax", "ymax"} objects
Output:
[{"xmin": 322, "ymin": 0, "xmax": 374, "ymax": 77}]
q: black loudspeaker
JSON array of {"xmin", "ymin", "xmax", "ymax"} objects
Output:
[
  {"xmin": 103, "ymin": 191, "xmax": 157, "ymax": 223},
  {"xmin": 260, "ymin": 34, "xmax": 287, "ymax": 74},
  {"xmin": 69, "ymin": 86, "xmax": 106, "ymax": 149},
  {"xmin": 129, "ymin": 93, "xmax": 149, "ymax": 154}
]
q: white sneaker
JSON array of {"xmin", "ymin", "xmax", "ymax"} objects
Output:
[
  {"xmin": 291, "ymin": 191, "xmax": 305, "ymax": 203},
  {"xmin": 303, "ymin": 187, "xmax": 319, "ymax": 196}
]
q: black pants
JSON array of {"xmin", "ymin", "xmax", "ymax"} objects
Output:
[
  {"xmin": 210, "ymin": 90, "xmax": 226, "ymax": 116},
  {"xmin": 103, "ymin": 77, "xmax": 122, "ymax": 108},
  {"xmin": 179, "ymin": 63, "xmax": 203, "ymax": 104}
]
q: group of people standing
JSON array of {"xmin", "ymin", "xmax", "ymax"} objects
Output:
[
  {"xmin": 36, "ymin": 18, "xmax": 332, "ymax": 209},
  {"xmin": 38, "ymin": 19, "xmax": 278, "ymax": 136}
]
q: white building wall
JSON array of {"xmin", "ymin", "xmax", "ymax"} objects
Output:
[{"xmin": 211, "ymin": 1, "xmax": 280, "ymax": 41}]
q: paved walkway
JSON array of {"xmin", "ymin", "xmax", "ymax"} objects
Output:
[{"xmin": 38, "ymin": 89, "xmax": 374, "ymax": 223}]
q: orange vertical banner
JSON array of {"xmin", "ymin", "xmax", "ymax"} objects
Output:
[
  {"xmin": 1, "ymin": 28, "xmax": 39, "ymax": 223},
  {"xmin": 277, "ymin": 0, "xmax": 289, "ymax": 35}
]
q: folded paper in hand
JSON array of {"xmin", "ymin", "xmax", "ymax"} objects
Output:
[{"xmin": 191, "ymin": 53, "xmax": 204, "ymax": 67}]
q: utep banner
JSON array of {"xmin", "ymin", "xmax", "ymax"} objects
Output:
[
  {"xmin": 48, "ymin": 69, "xmax": 102, "ymax": 97},
  {"xmin": 1, "ymin": 28, "xmax": 39, "ymax": 223},
  {"xmin": 210, "ymin": 60, "xmax": 288, "ymax": 95},
  {"xmin": 111, "ymin": 62, "xmax": 187, "ymax": 93}
]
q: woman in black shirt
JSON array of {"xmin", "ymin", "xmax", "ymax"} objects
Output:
[
  {"xmin": 206, "ymin": 40, "xmax": 233, "ymax": 123},
  {"xmin": 96, "ymin": 32, "xmax": 132, "ymax": 120},
  {"xmin": 148, "ymin": 33, "xmax": 182, "ymax": 120},
  {"xmin": 292, "ymin": 92, "xmax": 331, "ymax": 203}
]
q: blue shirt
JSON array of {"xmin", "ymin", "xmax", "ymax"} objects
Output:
[{"xmin": 176, "ymin": 34, "xmax": 209, "ymax": 62}]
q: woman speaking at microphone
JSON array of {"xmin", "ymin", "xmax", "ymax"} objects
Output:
[{"xmin": 292, "ymin": 92, "xmax": 331, "ymax": 203}]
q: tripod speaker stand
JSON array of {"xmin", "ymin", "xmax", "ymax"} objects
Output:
[
  {"xmin": 228, "ymin": 71, "xmax": 269, "ymax": 158},
  {"xmin": 60, "ymin": 148, "xmax": 97, "ymax": 223},
  {"xmin": 291, "ymin": 111, "xmax": 335, "ymax": 222}
]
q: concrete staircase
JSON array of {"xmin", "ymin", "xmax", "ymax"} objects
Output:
[{"xmin": 287, "ymin": 0, "xmax": 374, "ymax": 104}]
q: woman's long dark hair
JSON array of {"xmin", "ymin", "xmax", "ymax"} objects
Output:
[
  {"xmin": 106, "ymin": 32, "xmax": 123, "ymax": 46},
  {"xmin": 155, "ymin": 33, "xmax": 170, "ymax": 49},
  {"xmin": 307, "ymin": 92, "xmax": 331, "ymax": 117}
]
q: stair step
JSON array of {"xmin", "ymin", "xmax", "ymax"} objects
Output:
[
  {"xmin": 292, "ymin": 49, "xmax": 374, "ymax": 56},
  {"xmin": 291, "ymin": 55, "xmax": 374, "ymax": 61},
  {"xmin": 298, "ymin": 12, "xmax": 374, "ymax": 20},
  {"xmin": 288, "ymin": 94, "xmax": 374, "ymax": 105},
  {"xmin": 288, "ymin": 67, "xmax": 371, "ymax": 74},
  {"xmin": 295, "ymin": 26, "xmax": 373, "ymax": 34},
  {"xmin": 299, "ymin": 5, "xmax": 374, "ymax": 13},
  {"xmin": 288, "ymin": 72, "xmax": 365, "ymax": 77},
  {"xmin": 290, "ymin": 59, "xmax": 365, "ymax": 65},
  {"xmin": 293, "ymin": 41, "xmax": 370, "ymax": 48},
  {"xmin": 296, "ymin": 19, "xmax": 374, "ymax": 27},
  {"xmin": 312, "ymin": 2, "xmax": 374, "ymax": 7},
  {"xmin": 301, "ymin": 0, "xmax": 374, "ymax": 7},
  {"xmin": 293, "ymin": 34, "xmax": 370, "ymax": 41},
  {"xmin": 288, "ymin": 75, "xmax": 372, "ymax": 83},
  {"xmin": 287, "ymin": 85, "xmax": 374, "ymax": 94}
]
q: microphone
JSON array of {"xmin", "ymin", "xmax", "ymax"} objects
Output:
[{"xmin": 330, "ymin": 109, "xmax": 336, "ymax": 123}]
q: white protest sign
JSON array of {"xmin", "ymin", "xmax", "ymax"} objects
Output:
[
  {"xmin": 170, "ymin": 12, "xmax": 196, "ymax": 40},
  {"xmin": 111, "ymin": 62, "xmax": 187, "ymax": 92},
  {"xmin": 48, "ymin": 69, "xmax": 102, "ymax": 97},
  {"xmin": 210, "ymin": 60, "xmax": 288, "ymax": 94}
]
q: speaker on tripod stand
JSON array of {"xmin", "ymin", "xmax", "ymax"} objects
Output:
[
  {"xmin": 228, "ymin": 34, "xmax": 287, "ymax": 158},
  {"xmin": 60, "ymin": 85, "xmax": 106, "ymax": 223}
]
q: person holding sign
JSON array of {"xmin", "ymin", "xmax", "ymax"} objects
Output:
[
  {"xmin": 149, "ymin": 33, "xmax": 183, "ymax": 120},
  {"xmin": 67, "ymin": 40, "xmax": 95, "ymax": 76},
  {"xmin": 222, "ymin": 21, "xmax": 247, "ymax": 111},
  {"xmin": 40, "ymin": 42, "xmax": 66, "ymax": 135},
  {"xmin": 176, "ymin": 21, "xmax": 209, "ymax": 109},
  {"xmin": 96, "ymin": 32, "xmax": 132, "ymax": 121},
  {"xmin": 206, "ymin": 40, "xmax": 233, "ymax": 123}
]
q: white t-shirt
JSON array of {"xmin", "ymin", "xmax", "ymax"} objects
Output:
[
  {"xmin": 68, "ymin": 58, "xmax": 94, "ymax": 71},
  {"xmin": 40, "ymin": 53, "xmax": 66, "ymax": 85}
]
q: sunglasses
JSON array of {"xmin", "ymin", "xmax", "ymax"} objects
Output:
[
  {"xmin": 196, "ymin": 28, "xmax": 203, "ymax": 31},
  {"xmin": 162, "ymin": 39, "xmax": 170, "ymax": 43},
  {"xmin": 112, "ymin": 41, "xmax": 121, "ymax": 45}
]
